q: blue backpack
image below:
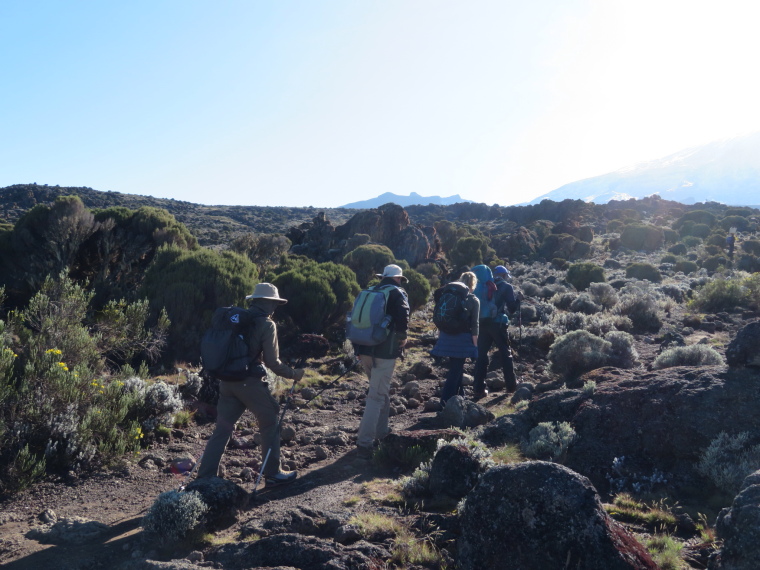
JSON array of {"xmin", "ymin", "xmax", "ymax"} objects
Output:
[
  {"xmin": 346, "ymin": 284, "xmax": 397, "ymax": 346},
  {"xmin": 472, "ymin": 265, "xmax": 497, "ymax": 319}
]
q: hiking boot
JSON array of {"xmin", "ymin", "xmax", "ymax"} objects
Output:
[
  {"xmin": 473, "ymin": 389, "xmax": 488, "ymax": 401},
  {"xmin": 266, "ymin": 470, "xmax": 298, "ymax": 487}
]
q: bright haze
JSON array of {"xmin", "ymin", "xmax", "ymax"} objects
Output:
[{"xmin": 2, "ymin": 1, "xmax": 760, "ymax": 208}]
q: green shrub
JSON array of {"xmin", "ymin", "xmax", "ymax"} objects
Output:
[
  {"xmin": 141, "ymin": 245, "xmax": 258, "ymax": 361},
  {"xmin": 522, "ymin": 421, "xmax": 576, "ymax": 461},
  {"xmin": 673, "ymin": 259, "xmax": 698, "ymax": 274},
  {"xmin": 6, "ymin": 444, "xmax": 47, "ymax": 493},
  {"xmin": 689, "ymin": 277, "xmax": 746, "ymax": 312},
  {"xmin": 272, "ymin": 259, "xmax": 360, "ymax": 335},
  {"xmin": 566, "ymin": 263, "xmax": 606, "ymax": 291},
  {"xmin": 400, "ymin": 267, "xmax": 431, "ymax": 313},
  {"xmin": 674, "ymin": 210, "xmax": 716, "ymax": 229},
  {"xmin": 660, "ymin": 254, "xmax": 678, "ymax": 264},
  {"xmin": 620, "ymin": 224, "xmax": 664, "ymax": 251},
  {"xmin": 668, "ymin": 243, "xmax": 688, "ymax": 256},
  {"xmin": 604, "ymin": 331, "xmax": 639, "ymax": 368},
  {"xmin": 449, "ymin": 235, "xmax": 495, "ymax": 268},
  {"xmin": 342, "ymin": 244, "xmax": 396, "ymax": 288},
  {"xmin": 701, "ymin": 255, "xmax": 727, "ymax": 272},
  {"xmin": 698, "ymin": 432, "xmax": 760, "ymax": 495},
  {"xmin": 625, "ymin": 263, "xmax": 662, "ymax": 283},
  {"xmin": 142, "ymin": 490, "xmax": 209, "ymax": 544},
  {"xmin": 720, "ymin": 215, "xmax": 750, "ymax": 232},
  {"xmin": 652, "ymin": 344, "xmax": 725, "ymax": 370},
  {"xmin": 742, "ymin": 240, "xmax": 760, "ymax": 256},
  {"xmin": 615, "ymin": 284, "xmax": 663, "ymax": 332},
  {"xmin": 682, "ymin": 236, "xmax": 702, "ymax": 248},
  {"xmin": 569, "ymin": 293, "xmax": 602, "ymax": 315},
  {"xmin": 548, "ymin": 330, "xmax": 612, "ymax": 379}
]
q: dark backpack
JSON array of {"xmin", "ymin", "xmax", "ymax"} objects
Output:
[
  {"xmin": 200, "ymin": 306, "xmax": 266, "ymax": 381},
  {"xmin": 433, "ymin": 282, "xmax": 471, "ymax": 334},
  {"xmin": 346, "ymin": 284, "xmax": 396, "ymax": 346}
]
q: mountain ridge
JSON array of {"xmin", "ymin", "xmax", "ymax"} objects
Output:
[{"xmin": 341, "ymin": 191, "xmax": 473, "ymax": 209}]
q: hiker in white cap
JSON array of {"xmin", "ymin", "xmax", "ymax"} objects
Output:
[
  {"xmin": 197, "ymin": 283, "xmax": 305, "ymax": 486},
  {"xmin": 354, "ymin": 265, "xmax": 410, "ymax": 458}
]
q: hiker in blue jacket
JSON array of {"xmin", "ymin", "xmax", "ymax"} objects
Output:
[
  {"xmin": 473, "ymin": 265, "xmax": 522, "ymax": 398},
  {"xmin": 431, "ymin": 271, "xmax": 480, "ymax": 403}
]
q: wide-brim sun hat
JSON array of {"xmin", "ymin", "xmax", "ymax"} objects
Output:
[
  {"xmin": 245, "ymin": 282, "xmax": 288, "ymax": 304},
  {"xmin": 376, "ymin": 264, "xmax": 408, "ymax": 283},
  {"xmin": 494, "ymin": 265, "xmax": 511, "ymax": 278}
]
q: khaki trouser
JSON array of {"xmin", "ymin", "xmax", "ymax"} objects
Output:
[
  {"xmin": 357, "ymin": 355, "xmax": 396, "ymax": 448},
  {"xmin": 197, "ymin": 377, "xmax": 281, "ymax": 478}
]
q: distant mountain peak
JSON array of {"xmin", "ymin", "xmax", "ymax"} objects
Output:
[
  {"xmin": 529, "ymin": 131, "xmax": 760, "ymax": 207},
  {"xmin": 341, "ymin": 192, "xmax": 473, "ymax": 209}
]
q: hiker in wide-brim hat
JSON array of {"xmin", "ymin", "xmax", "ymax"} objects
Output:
[
  {"xmin": 197, "ymin": 282, "xmax": 303, "ymax": 487},
  {"xmin": 375, "ymin": 264, "xmax": 408, "ymax": 283}
]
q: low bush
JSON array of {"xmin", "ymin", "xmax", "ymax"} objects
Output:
[
  {"xmin": 615, "ymin": 284, "xmax": 664, "ymax": 332},
  {"xmin": 620, "ymin": 224, "xmax": 664, "ymax": 251},
  {"xmin": 522, "ymin": 421, "xmax": 576, "ymax": 461},
  {"xmin": 566, "ymin": 262, "xmax": 605, "ymax": 291},
  {"xmin": 625, "ymin": 263, "xmax": 662, "ymax": 283},
  {"xmin": 569, "ymin": 293, "xmax": 602, "ymax": 315},
  {"xmin": 589, "ymin": 282, "xmax": 619, "ymax": 310},
  {"xmin": 548, "ymin": 330, "xmax": 611, "ymax": 378},
  {"xmin": 673, "ymin": 259, "xmax": 698, "ymax": 274},
  {"xmin": 142, "ymin": 490, "xmax": 209, "ymax": 544},
  {"xmin": 698, "ymin": 432, "xmax": 760, "ymax": 495},
  {"xmin": 652, "ymin": 344, "xmax": 724, "ymax": 370},
  {"xmin": 689, "ymin": 277, "xmax": 747, "ymax": 312}
]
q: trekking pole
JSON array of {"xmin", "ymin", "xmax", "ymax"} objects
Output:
[
  {"xmin": 517, "ymin": 298, "xmax": 522, "ymax": 348},
  {"xmin": 252, "ymin": 371, "xmax": 300, "ymax": 498},
  {"xmin": 307, "ymin": 358, "xmax": 360, "ymax": 406}
]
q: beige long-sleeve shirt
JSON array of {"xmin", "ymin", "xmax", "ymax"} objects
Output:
[{"xmin": 247, "ymin": 316, "xmax": 297, "ymax": 379}]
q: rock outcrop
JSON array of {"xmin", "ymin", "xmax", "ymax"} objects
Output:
[
  {"xmin": 710, "ymin": 469, "xmax": 760, "ymax": 569},
  {"xmin": 725, "ymin": 322, "xmax": 760, "ymax": 368},
  {"xmin": 458, "ymin": 462, "xmax": 657, "ymax": 570},
  {"xmin": 480, "ymin": 365, "xmax": 760, "ymax": 494}
]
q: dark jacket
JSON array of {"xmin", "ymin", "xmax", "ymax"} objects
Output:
[
  {"xmin": 430, "ymin": 286, "xmax": 479, "ymax": 359},
  {"xmin": 494, "ymin": 277, "xmax": 520, "ymax": 315},
  {"xmin": 354, "ymin": 277, "xmax": 410, "ymax": 360}
]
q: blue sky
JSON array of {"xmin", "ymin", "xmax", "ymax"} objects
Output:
[{"xmin": 2, "ymin": 1, "xmax": 760, "ymax": 207}]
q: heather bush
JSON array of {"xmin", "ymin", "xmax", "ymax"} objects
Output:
[
  {"xmin": 271, "ymin": 258, "xmax": 360, "ymax": 335},
  {"xmin": 674, "ymin": 210, "xmax": 716, "ymax": 230},
  {"xmin": 719, "ymin": 215, "xmax": 750, "ymax": 232},
  {"xmin": 701, "ymin": 255, "xmax": 727, "ymax": 272},
  {"xmin": 548, "ymin": 330, "xmax": 612, "ymax": 378},
  {"xmin": 652, "ymin": 344, "xmax": 725, "ymax": 370},
  {"xmin": 615, "ymin": 283, "xmax": 664, "ymax": 332},
  {"xmin": 588, "ymin": 282, "xmax": 619, "ymax": 309},
  {"xmin": 698, "ymin": 432, "xmax": 760, "ymax": 495},
  {"xmin": 660, "ymin": 254, "xmax": 678, "ymax": 264},
  {"xmin": 566, "ymin": 262, "xmax": 605, "ymax": 291},
  {"xmin": 682, "ymin": 236, "xmax": 702, "ymax": 248},
  {"xmin": 549, "ymin": 311, "xmax": 588, "ymax": 334},
  {"xmin": 620, "ymin": 223, "xmax": 664, "ymax": 251},
  {"xmin": 604, "ymin": 331, "xmax": 639, "ymax": 369},
  {"xmin": 549, "ymin": 292, "xmax": 577, "ymax": 311},
  {"xmin": 142, "ymin": 490, "xmax": 209, "ymax": 544},
  {"xmin": 569, "ymin": 293, "xmax": 602, "ymax": 315},
  {"xmin": 625, "ymin": 262, "xmax": 662, "ymax": 283},
  {"xmin": 674, "ymin": 259, "xmax": 699, "ymax": 274},
  {"xmin": 585, "ymin": 314, "xmax": 633, "ymax": 336},
  {"xmin": 522, "ymin": 421, "xmax": 576, "ymax": 461},
  {"xmin": 398, "ymin": 266, "xmax": 431, "ymax": 313},
  {"xmin": 742, "ymin": 239, "xmax": 760, "ymax": 256},
  {"xmin": 736, "ymin": 254, "xmax": 760, "ymax": 273},
  {"xmin": 668, "ymin": 243, "xmax": 688, "ymax": 256},
  {"xmin": 342, "ymin": 244, "xmax": 396, "ymax": 288}
]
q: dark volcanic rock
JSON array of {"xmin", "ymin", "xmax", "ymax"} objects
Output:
[
  {"xmin": 479, "ymin": 366, "xmax": 760, "ymax": 495},
  {"xmin": 458, "ymin": 462, "xmax": 657, "ymax": 570},
  {"xmin": 428, "ymin": 444, "xmax": 483, "ymax": 500},
  {"xmin": 726, "ymin": 322, "xmax": 760, "ymax": 368},
  {"xmin": 710, "ymin": 469, "xmax": 760, "ymax": 570},
  {"xmin": 208, "ymin": 533, "xmax": 376, "ymax": 570}
]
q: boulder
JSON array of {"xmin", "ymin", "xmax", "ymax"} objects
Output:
[
  {"xmin": 726, "ymin": 322, "xmax": 760, "ymax": 368},
  {"xmin": 428, "ymin": 444, "xmax": 483, "ymax": 500},
  {"xmin": 183, "ymin": 477, "xmax": 248, "ymax": 530},
  {"xmin": 458, "ymin": 462, "xmax": 657, "ymax": 570},
  {"xmin": 479, "ymin": 366, "xmax": 760, "ymax": 496},
  {"xmin": 437, "ymin": 396, "xmax": 494, "ymax": 429},
  {"xmin": 208, "ymin": 533, "xmax": 375, "ymax": 570},
  {"xmin": 710, "ymin": 469, "xmax": 760, "ymax": 569}
]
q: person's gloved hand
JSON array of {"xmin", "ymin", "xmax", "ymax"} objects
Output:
[
  {"xmin": 516, "ymin": 291, "xmax": 525, "ymax": 301},
  {"xmin": 293, "ymin": 368, "xmax": 305, "ymax": 381}
]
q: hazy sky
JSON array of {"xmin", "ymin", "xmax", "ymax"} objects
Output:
[{"xmin": 3, "ymin": 1, "xmax": 760, "ymax": 207}]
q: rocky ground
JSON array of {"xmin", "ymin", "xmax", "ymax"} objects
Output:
[{"xmin": 0, "ymin": 295, "xmax": 757, "ymax": 569}]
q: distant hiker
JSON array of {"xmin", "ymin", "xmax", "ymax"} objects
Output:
[
  {"xmin": 473, "ymin": 265, "xmax": 522, "ymax": 398},
  {"xmin": 197, "ymin": 283, "xmax": 305, "ymax": 487},
  {"xmin": 353, "ymin": 264, "xmax": 410, "ymax": 458},
  {"xmin": 430, "ymin": 271, "xmax": 480, "ymax": 403},
  {"xmin": 726, "ymin": 232, "xmax": 737, "ymax": 260}
]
